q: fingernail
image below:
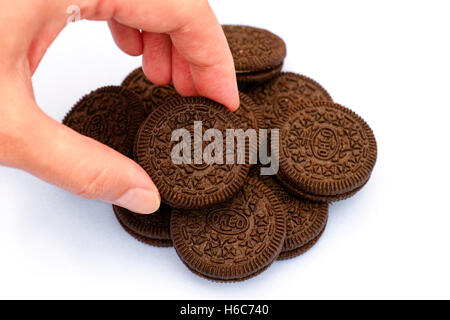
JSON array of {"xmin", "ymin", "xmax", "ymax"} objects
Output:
[{"xmin": 114, "ymin": 188, "xmax": 161, "ymax": 214}]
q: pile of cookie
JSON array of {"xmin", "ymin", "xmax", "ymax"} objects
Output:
[{"xmin": 63, "ymin": 25, "xmax": 377, "ymax": 282}]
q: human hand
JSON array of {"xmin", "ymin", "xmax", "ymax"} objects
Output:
[{"xmin": 0, "ymin": 0, "xmax": 239, "ymax": 214}]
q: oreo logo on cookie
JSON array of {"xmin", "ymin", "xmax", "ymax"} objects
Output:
[{"xmin": 207, "ymin": 209, "xmax": 249, "ymax": 235}]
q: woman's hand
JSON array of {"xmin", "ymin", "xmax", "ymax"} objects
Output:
[{"xmin": 0, "ymin": 0, "xmax": 238, "ymax": 214}]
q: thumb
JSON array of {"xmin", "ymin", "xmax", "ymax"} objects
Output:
[{"xmin": 2, "ymin": 101, "xmax": 160, "ymax": 214}]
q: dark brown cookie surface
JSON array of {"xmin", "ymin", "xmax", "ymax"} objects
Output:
[
  {"xmin": 235, "ymin": 92, "xmax": 265, "ymax": 130},
  {"xmin": 278, "ymin": 225, "xmax": 326, "ymax": 260},
  {"xmin": 113, "ymin": 204, "xmax": 171, "ymax": 240},
  {"xmin": 63, "ymin": 86, "xmax": 146, "ymax": 158},
  {"xmin": 223, "ymin": 25, "xmax": 286, "ymax": 73},
  {"xmin": 262, "ymin": 176, "xmax": 328, "ymax": 253},
  {"xmin": 237, "ymin": 63, "xmax": 283, "ymax": 85},
  {"xmin": 135, "ymin": 96, "xmax": 251, "ymax": 209},
  {"xmin": 245, "ymin": 72, "xmax": 333, "ymax": 129},
  {"xmin": 116, "ymin": 216, "xmax": 172, "ymax": 248},
  {"xmin": 250, "ymin": 167, "xmax": 328, "ymax": 252},
  {"xmin": 171, "ymin": 178, "xmax": 286, "ymax": 282},
  {"xmin": 277, "ymin": 101, "xmax": 377, "ymax": 197},
  {"xmin": 277, "ymin": 171, "xmax": 370, "ymax": 203},
  {"xmin": 122, "ymin": 67, "xmax": 180, "ymax": 115},
  {"xmin": 182, "ymin": 259, "xmax": 270, "ymax": 283}
]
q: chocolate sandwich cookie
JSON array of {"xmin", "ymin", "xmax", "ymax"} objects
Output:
[
  {"xmin": 223, "ymin": 25, "xmax": 286, "ymax": 85},
  {"xmin": 250, "ymin": 167, "xmax": 328, "ymax": 259},
  {"xmin": 277, "ymin": 172, "xmax": 370, "ymax": 203},
  {"xmin": 113, "ymin": 204, "xmax": 172, "ymax": 241},
  {"xmin": 237, "ymin": 64, "xmax": 284, "ymax": 87},
  {"xmin": 171, "ymin": 178, "xmax": 286, "ymax": 282},
  {"xmin": 278, "ymin": 226, "xmax": 326, "ymax": 260},
  {"xmin": 233, "ymin": 93, "xmax": 265, "ymax": 165},
  {"xmin": 116, "ymin": 217, "xmax": 172, "ymax": 247},
  {"xmin": 63, "ymin": 86, "xmax": 146, "ymax": 158},
  {"xmin": 182, "ymin": 260, "xmax": 271, "ymax": 283},
  {"xmin": 277, "ymin": 101, "xmax": 377, "ymax": 201},
  {"xmin": 235, "ymin": 92, "xmax": 265, "ymax": 130},
  {"xmin": 245, "ymin": 72, "xmax": 333, "ymax": 129},
  {"xmin": 135, "ymin": 96, "xmax": 251, "ymax": 209},
  {"xmin": 122, "ymin": 67, "xmax": 180, "ymax": 115}
]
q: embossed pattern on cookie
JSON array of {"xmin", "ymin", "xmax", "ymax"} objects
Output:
[
  {"xmin": 277, "ymin": 101, "xmax": 377, "ymax": 197},
  {"xmin": 263, "ymin": 178, "xmax": 328, "ymax": 252},
  {"xmin": 63, "ymin": 86, "xmax": 147, "ymax": 158},
  {"xmin": 246, "ymin": 72, "xmax": 333, "ymax": 129},
  {"xmin": 250, "ymin": 166, "xmax": 328, "ymax": 252},
  {"xmin": 122, "ymin": 67, "xmax": 180, "ymax": 115},
  {"xmin": 113, "ymin": 204, "xmax": 172, "ymax": 241},
  {"xmin": 135, "ymin": 97, "xmax": 251, "ymax": 209},
  {"xmin": 277, "ymin": 171, "xmax": 370, "ymax": 203},
  {"xmin": 223, "ymin": 25, "xmax": 286, "ymax": 73},
  {"xmin": 278, "ymin": 225, "xmax": 326, "ymax": 260},
  {"xmin": 235, "ymin": 92, "xmax": 265, "ymax": 131},
  {"xmin": 223, "ymin": 25, "xmax": 286, "ymax": 83},
  {"xmin": 171, "ymin": 178, "xmax": 286, "ymax": 281},
  {"xmin": 116, "ymin": 216, "xmax": 173, "ymax": 248}
]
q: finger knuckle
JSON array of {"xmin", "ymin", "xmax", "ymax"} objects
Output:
[{"xmin": 75, "ymin": 165, "xmax": 110, "ymax": 200}]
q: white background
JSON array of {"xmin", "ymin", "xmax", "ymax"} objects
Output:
[{"xmin": 0, "ymin": 0, "xmax": 449, "ymax": 299}]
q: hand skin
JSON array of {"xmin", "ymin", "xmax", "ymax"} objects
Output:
[{"xmin": 0, "ymin": 0, "xmax": 239, "ymax": 214}]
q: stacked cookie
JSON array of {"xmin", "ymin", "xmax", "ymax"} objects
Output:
[
  {"xmin": 223, "ymin": 25, "xmax": 286, "ymax": 85},
  {"xmin": 63, "ymin": 25, "xmax": 377, "ymax": 282}
]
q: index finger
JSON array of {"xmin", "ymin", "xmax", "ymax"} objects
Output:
[
  {"xmin": 168, "ymin": 3, "xmax": 239, "ymax": 111},
  {"xmin": 107, "ymin": 0, "xmax": 239, "ymax": 111}
]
